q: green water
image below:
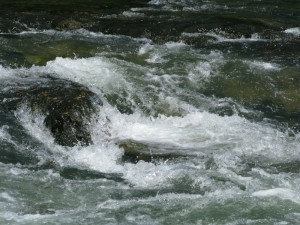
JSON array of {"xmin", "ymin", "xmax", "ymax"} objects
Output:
[{"xmin": 0, "ymin": 0, "xmax": 300, "ymax": 224}]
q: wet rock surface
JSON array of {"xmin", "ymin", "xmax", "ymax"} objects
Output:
[
  {"xmin": 0, "ymin": 76, "xmax": 102, "ymax": 147},
  {"xmin": 119, "ymin": 140, "xmax": 184, "ymax": 163}
]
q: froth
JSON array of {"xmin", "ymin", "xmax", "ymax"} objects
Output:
[
  {"xmin": 103, "ymin": 107, "xmax": 300, "ymax": 163},
  {"xmin": 188, "ymin": 51, "xmax": 224, "ymax": 82},
  {"xmin": 0, "ymin": 211, "xmax": 57, "ymax": 224},
  {"xmin": 68, "ymin": 143, "xmax": 124, "ymax": 173},
  {"xmin": 284, "ymin": 27, "xmax": 300, "ymax": 36},
  {"xmin": 138, "ymin": 42, "xmax": 186, "ymax": 64},
  {"xmin": 253, "ymin": 188, "xmax": 300, "ymax": 204},
  {"xmin": 0, "ymin": 126, "xmax": 10, "ymax": 141},
  {"xmin": 182, "ymin": 32, "xmax": 265, "ymax": 43},
  {"xmin": 0, "ymin": 65, "xmax": 15, "ymax": 79},
  {"xmin": 245, "ymin": 60, "xmax": 281, "ymax": 71},
  {"xmin": 15, "ymin": 105, "xmax": 55, "ymax": 148},
  {"xmin": 42, "ymin": 56, "xmax": 130, "ymax": 96},
  {"xmin": 0, "ymin": 192, "xmax": 15, "ymax": 202}
]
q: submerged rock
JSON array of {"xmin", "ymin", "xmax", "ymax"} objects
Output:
[
  {"xmin": 200, "ymin": 63, "xmax": 300, "ymax": 130},
  {"xmin": 55, "ymin": 19, "xmax": 82, "ymax": 30},
  {"xmin": 0, "ymin": 76, "xmax": 102, "ymax": 147},
  {"xmin": 118, "ymin": 139, "xmax": 190, "ymax": 163}
]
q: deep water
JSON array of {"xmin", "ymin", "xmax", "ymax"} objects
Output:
[{"xmin": 0, "ymin": 0, "xmax": 300, "ymax": 224}]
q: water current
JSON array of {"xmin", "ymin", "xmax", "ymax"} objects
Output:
[{"xmin": 0, "ymin": 0, "xmax": 300, "ymax": 224}]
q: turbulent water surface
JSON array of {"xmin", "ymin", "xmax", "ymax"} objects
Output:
[{"xmin": 1, "ymin": 0, "xmax": 300, "ymax": 224}]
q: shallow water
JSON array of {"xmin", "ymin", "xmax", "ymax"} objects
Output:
[{"xmin": 0, "ymin": 0, "xmax": 300, "ymax": 224}]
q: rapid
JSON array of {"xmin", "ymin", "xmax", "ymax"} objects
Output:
[{"xmin": 0, "ymin": 0, "xmax": 300, "ymax": 224}]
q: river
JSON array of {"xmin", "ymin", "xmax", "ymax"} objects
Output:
[{"xmin": 0, "ymin": 0, "xmax": 300, "ymax": 224}]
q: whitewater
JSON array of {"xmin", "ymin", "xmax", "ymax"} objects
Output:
[{"xmin": 1, "ymin": 0, "xmax": 300, "ymax": 224}]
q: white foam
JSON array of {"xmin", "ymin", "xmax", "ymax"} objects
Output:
[
  {"xmin": 252, "ymin": 188, "xmax": 300, "ymax": 204},
  {"xmin": 40, "ymin": 56, "xmax": 130, "ymax": 96},
  {"xmin": 14, "ymin": 103, "xmax": 123, "ymax": 175},
  {"xmin": 19, "ymin": 29, "xmax": 105, "ymax": 39},
  {"xmin": 122, "ymin": 11, "xmax": 145, "ymax": 18},
  {"xmin": 245, "ymin": 60, "xmax": 281, "ymax": 71},
  {"xmin": 146, "ymin": 54, "xmax": 166, "ymax": 64},
  {"xmin": 182, "ymin": 32, "xmax": 266, "ymax": 43},
  {"xmin": 183, "ymin": 3, "xmax": 228, "ymax": 12},
  {"xmin": 0, "ymin": 192, "xmax": 15, "ymax": 202},
  {"xmin": 148, "ymin": 0, "xmax": 228, "ymax": 12},
  {"xmin": 284, "ymin": 27, "xmax": 300, "ymax": 36},
  {"xmin": 165, "ymin": 41, "xmax": 187, "ymax": 49},
  {"xmin": 0, "ymin": 65, "xmax": 15, "ymax": 79},
  {"xmin": 148, "ymin": 0, "xmax": 163, "ymax": 5},
  {"xmin": 14, "ymin": 104, "xmax": 70, "ymax": 167},
  {"xmin": 11, "ymin": 28, "xmax": 151, "ymax": 45},
  {"xmin": 138, "ymin": 43, "xmax": 154, "ymax": 55},
  {"xmin": 9, "ymin": 167, "xmax": 28, "ymax": 176},
  {"xmin": 188, "ymin": 51, "xmax": 224, "ymax": 82},
  {"xmin": 0, "ymin": 211, "xmax": 58, "ymax": 223},
  {"xmin": 123, "ymin": 161, "xmax": 177, "ymax": 187},
  {"xmin": 69, "ymin": 143, "xmax": 124, "ymax": 173},
  {"xmin": 0, "ymin": 126, "xmax": 18, "ymax": 147},
  {"xmin": 103, "ymin": 106, "xmax": 300, "ymax": 162},
  {"xmin": 0, "ymin": 126, "xmax": 8, "ymax": 140},
  {"xmin": 14, "ymin": 105, "xmax": 55, "ymax": 148},
  {"xmin": 138, "ymin": 42, "xmax": 186, "ymax": 64}
]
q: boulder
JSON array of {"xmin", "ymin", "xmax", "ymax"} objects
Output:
[{"xmin": 0, "ymin": 76, "xmax": 102, "ymax": 147}]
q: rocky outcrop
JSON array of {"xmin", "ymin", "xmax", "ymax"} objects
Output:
[{"xmin": 0, "ymin": 76, "xmax": 102, "ymax": 147}]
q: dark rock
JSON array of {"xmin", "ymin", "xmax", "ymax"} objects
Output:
[
  {"xmin": 0, "ymin": 76, "xmax": 102, "ymax": 147},
  {"xmin": 55, "ymin": 19, "xmax": 82, "ymax": 30},
  {"xmin": 0, "ymin": 0, "xmax": 150, "ymax": 34},
  {"xmin": 118, "ymin": 139, "xmax": 189, "ymax": 163}
]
